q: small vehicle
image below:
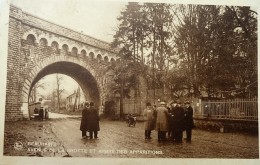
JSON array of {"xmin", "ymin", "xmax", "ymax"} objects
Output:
[{"xmin": 126, "ymin": 114, "xmax": 137, "ymax": 127}]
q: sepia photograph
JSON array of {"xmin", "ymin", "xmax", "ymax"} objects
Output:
[{"xmin": 0, "ymin": 0, "xmax": 259, "ymax": 164}]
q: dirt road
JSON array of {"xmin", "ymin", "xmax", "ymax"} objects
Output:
[{"xmin": 49, "ymin": 118, "xmax": 259, "ymax": 158}]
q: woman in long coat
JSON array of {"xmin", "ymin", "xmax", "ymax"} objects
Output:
[
  {"xmin": 143, "ymin": 102, "xmax": 155, "ymax": 139},
  {"xmin": 87, "ymin": 102, "xmax": 100, "ymax": 139},
  {"xmin": 155, "ymin": 101, "xmax": 169, "ymax": 142},
  {"xmin": 80, "ymin": 102, "xmax": 89, "ymax": 139}
]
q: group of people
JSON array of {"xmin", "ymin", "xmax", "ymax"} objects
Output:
[
  {"xmin": 143, "ymin": 100, "xmax": 194, "ymax": 143},
  {"xmin": 80, "ymin": 102, "xmax": 100, "ymax": 139},
  {"xmin": 80, "ymin": 100, "xmax": 193, "ymax": 142}
]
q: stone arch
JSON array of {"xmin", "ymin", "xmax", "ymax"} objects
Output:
[
  {"xmin": 37, "ymin": 34, "xmax": 49, "ymax": 44},
  {"xmin": 22, "ymin": 30, "xmax": 39, "ymax": 43},
  {"xmin": 104, "ymin": 56, "xmax": 109, "ymax": 62},
  {"xmin": 80, "ymin": 49, "xmax": 87, "ymax": 58},
  {"xmin": 110, "ymin": 58, "xmax": 115, "ymax": 63},
  {"xmin": 79, "ymin": 46, "xmax": 90, "ymax": 55},
  {"xmin": 97, "ymin": 54, "xmax": 102, "ymax": 62},
  {"xmin": 61, "ymin": 44, "xmax": 69, "ymax": 54},
  {"xmin": 39, "ymin": 38, "xmax": 48, "ymax": 47},
  {"xmin": 51, "ymin": 41, "xmax": 59, "ymax": 53},
  {"xmin": 71, "ymin": 47, "xmax": 78, "ymax": 56},
  {"xmin": 49, "ymin": 39, "xmax": 60, "ymax": 49},
  {"xmin": 21, "ymin": 55, "xmax": 102, "ymax": 117},
  {"xmin": 60, "ymin": 42, "xmax": 70, "ymax": 51},
  {"xmin": 26, "ymin": 34, "xmax": 36, "ymax": 45},
  {"xmin": 89, "ymin": 52, "xmax": 95, "ymax": 60}
]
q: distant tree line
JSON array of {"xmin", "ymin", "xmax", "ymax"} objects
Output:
[{"xmin": 111, "ymin": 2, "xmax": 257, "ymax": 100}]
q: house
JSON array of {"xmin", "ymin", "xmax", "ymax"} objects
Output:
[{"xmin": 66, "ymin": 89, "xmax": 84, "ymax": 111}]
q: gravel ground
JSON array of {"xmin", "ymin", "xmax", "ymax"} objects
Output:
[{"xmin": 3, "ymin": 117, "xmax": 259, "ymax": 158}]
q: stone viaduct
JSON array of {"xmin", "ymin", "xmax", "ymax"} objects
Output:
[{"xmin": 5, "ymin": 5, "xmax": 127, "ymax": 121}]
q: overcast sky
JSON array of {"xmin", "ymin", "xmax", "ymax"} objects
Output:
[{"xmin": 11, "ymin": 0, "xmax": 127, "ymax": 43}]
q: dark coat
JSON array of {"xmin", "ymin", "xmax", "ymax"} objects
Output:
[
  {"xmin": 80, "ymin": 108, "xmax": 88, "ymax": 131},
  {"xmin": 86, "ymin": 106, "xmax": 100, "ymax": 131},
  {"xmin": 39, "ymin": 108, "xmax": 44, "ymax": 120},
  {"xmin": 172, "ymin": 106, "xmax": 185, "ymax": 131},
  {"xmin": 184, "ymin": 106, "xmax": 194, "ymax": 129},
  {"xmin": 168, "ymin": 108, "xmax": 174, "ymax": 131}
]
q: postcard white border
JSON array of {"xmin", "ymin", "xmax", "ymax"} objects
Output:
[{"xmin": 0, "ymin": 0, "xmax": 259, "ymax": 164}]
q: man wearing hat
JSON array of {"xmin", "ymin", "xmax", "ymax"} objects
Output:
[
  {"xmin": 171, "ymin": 100, "xmax": 185, "ymax": 142},
  {"xmin": 87, "ymin": 102, "xmax": 100, "ymax": 139},
  {"xmin": 155, "ymin": 101, "xmax": 169, "ymax": 142},
  {"xmin": 168, "ymin": 101, "xmax": 177, "ymax": 140},
  {"xmin": 184, "ymin": 101, "xmax": 194, "ymax": 142},
  {"xmin": 143, "ymin": 102, "xmax": 155, "ymax": 139},
  {"xmin": 80, "ymin": 102, "xmax": 90, "ymax": 139}
]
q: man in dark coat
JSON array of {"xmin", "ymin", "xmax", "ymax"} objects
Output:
[
  {"xmin": 168, "ymin": 101, "xmax": 176, "ymax": 140},
  {"xmin": 172, "ymin": 101, "xmax": 185, "ymax": 142},
  {"xmin": 87, "ymin": 102, "xmax": 100, "ymax": 139},
  {"xmin": 184, "ymin": 101, "xmax": 194, "ymax": 142},
  {"xmin": 80, "ymin": 102, "xmax": 89, "ymax": 139}
]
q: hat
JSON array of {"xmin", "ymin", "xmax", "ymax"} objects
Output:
[
  {"xmin": 160, "ymin": 101, "xmax": 166, "ymax": 105},
  {"xmin": 185, "ymin": 101, "xmax": 191, "ymax": 104}
]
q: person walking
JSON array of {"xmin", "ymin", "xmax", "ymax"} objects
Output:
[
  {"xmin": 143, "ymin": 102, "xmax": 155, "ymax": 139},
  {"xmin": 80, "ymin": 102, "xmax": 89, "ymax": 139},
  {"xmin": 155, "ymin": 101, "xmax": 169, "ymax": 142},
  {"xmin": 87, "ymin": 102, "xmax": 100, "ymax": 139},
  {"xmin": 184, "ymin": 101, "xmax": 194, "ymax": 142}
]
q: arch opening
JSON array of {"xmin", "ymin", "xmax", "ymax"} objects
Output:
[
  {"xmin": 51, "ymin": 41, "xmax": 59, "ymax": 54},
  {"xmin": 61, "ymin": 44, "xmax": 69, "ymax": 55},
  {"xmin": 26, "ymin": 34, "xmax": 36, "ymax": 45},
  {"xmin": 27, "ymin": 61, "xmax": 101, "ymax": 118}
]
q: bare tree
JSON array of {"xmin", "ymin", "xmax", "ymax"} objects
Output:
[
  {"xmin": 29, "ymin": 79, "xmax": 45, "ymax": 103},
  {"xmin": 56, "ymin": 74, "xmax": 64, "ymax": 112}
]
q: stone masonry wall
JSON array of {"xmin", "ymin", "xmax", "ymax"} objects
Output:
[{"xmin": 5, "ymin": 15, "xmax": 23, "ymax": 121}]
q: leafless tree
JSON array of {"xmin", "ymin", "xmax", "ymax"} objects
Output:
[
  {"xmin": 29, "ymin": 79, "xmax": 45, "ymax": 103},
  {"xmin": 56, "ymin": 74, "xmax": 64, "ymax": 112}
]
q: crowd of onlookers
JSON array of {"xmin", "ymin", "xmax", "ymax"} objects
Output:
[
  {"xmin": 79, "ymin": 100, "xmax": 194, "ymax": 143},
  {"xmin": 143, "ymin": 100, "xmax": 194, "ymax": 143}
]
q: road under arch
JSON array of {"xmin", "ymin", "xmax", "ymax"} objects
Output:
[{"xmin": 28, "ymin": 61, "xmax": 101, "ymax": 115}]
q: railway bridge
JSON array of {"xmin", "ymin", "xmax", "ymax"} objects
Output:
[{"xmin": 5, "ymin": 5, "xmax": 123, "ymax": 121}]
